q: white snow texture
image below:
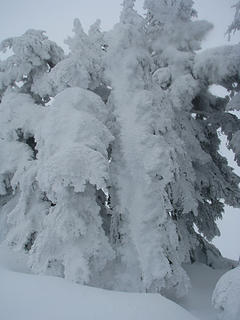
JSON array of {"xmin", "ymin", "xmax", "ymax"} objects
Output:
[{"xmin": 0, "ymin": 0, "xmax": 240, "ymax": 310}]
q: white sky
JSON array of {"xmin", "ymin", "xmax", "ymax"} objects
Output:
[
  {"xmin": 0, "ymin": 0, "xmax": 238, "ymax": 48},
  {"xmin": 0, "ymin": 0, "xmax": 239, "ymax": 260}
]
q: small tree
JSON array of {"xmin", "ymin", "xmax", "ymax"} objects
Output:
[
  {"xmin": 0, "ymin": 31, "xmax": 115, "ymax": 284},
  {"xmin": 0, "ymin": 29, "xmax": 64, "ymax": 104},
  {"xmin": 33, "ymin": 18, "xmax": 109, "ymax": 101},
  {"xmin": 0, "ymin": 30, "xmax": 64, "ymax": 250},
  {"xmin": 227, "ymin": 1, "xmax": 240, "ymax": 37}
]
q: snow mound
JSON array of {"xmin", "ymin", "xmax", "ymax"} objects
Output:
[
  {"xmin": 212, "ymin": 266, "xmax": 240, "ymax": 320},
  {"xmin": 0, "ymin": 267, "xmax": 197, "ymax": 320},
  {"xmin": 180, "ymin": 263, "xmax": 229, "ymax": 320}
]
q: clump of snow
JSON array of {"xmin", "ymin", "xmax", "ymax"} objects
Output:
[
  {"xmin": 212, "ymin": 265, "xmax": 240, "ymax": 320},
  {"xmin": 152, "ymin": 67, "xmax": 171, "ymax": 89},
  {"xmin": 194, "ymin": 44, "xmax": 240, "ymax": 89}
]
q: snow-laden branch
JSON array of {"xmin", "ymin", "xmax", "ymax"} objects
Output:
[{"xmin": 194, "ymin": 44, "xmax": 240, "ymax": 91}]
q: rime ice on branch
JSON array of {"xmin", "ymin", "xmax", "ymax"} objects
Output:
[{"xmin": 0, "ymin": 0, "xmax": 239, "ymax": 298}]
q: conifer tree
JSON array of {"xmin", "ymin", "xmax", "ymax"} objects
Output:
[
  {"xmin": 0, "ymin": 29, "xmax": 64, "ymax": 103},
  {"xmin": 105, "ymin": 0, "xmax": 240, "ymax": 296},
  {"xmin": 0, "ymin": 30, "xmax": 115, "ymax": 283},
  {"xmin": 0, "ymin": 30, "xmax": 64, "ymax": 250},
  {"xmin": 0, "ymin": 0, "xmax": 240, "ymax": 298}
]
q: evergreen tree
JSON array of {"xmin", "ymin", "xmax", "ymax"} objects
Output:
[
  {"xmin": 0, "ymin": 31, "xmax": 115, "ymax": 284},
  {"xmin": 143, "ymin": 0, "xmax": 240, "ymax": 268},
  {"xmin": 0, "ymin": 30, "xmax": 64, "ymax": 250},
  {"xmin": 227, "ymin": 1, "xmax": 240, "ymax": 37},
  {"xmin": 0, "ymin": 29, "xmax": 64, "ymax": 104},
  {"xmin": 0, "ymin": 0, "xmax": 240, "ymax": 299},
  {"xmin": 29, "ymin": 87, "xmax": 115, "ymax": 283},
  {"xmin": 103, "ymin": 0, "xmax": 240, "ymax": 297},
  {"xmin": 34, "ymin": 18, "xmax": 109, "ymax": 101}
]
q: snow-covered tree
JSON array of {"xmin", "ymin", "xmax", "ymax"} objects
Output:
[
  {"xmin": 0, "ymin": 91, "xmax": 45, "ymax": 248},
  {"xmin": 103, "ymin": 0, "xmax": 239, "ymax": 297},
  {"xmin": 0, "ymin": 29, "xmax": 64, "ymax": 104},
  {"xmin": 0, "ymin": 87, "xmax": 115, "ymax": 284},
  {"xmin": 0, "ymin": 31, "xmax": 115, "ymax": 284},
  {"xmin": 28, "ymin": 87, "xmax": 115, "ymax": 283},
  {"xmin": 227, "ymin": 1, "xmax": 240, "ymax": 37},
  {"xmin": 0, "ymin": 30, "xmax": 64, "ymax": 249},
  {"xmin": 0, "ymin": 0, "xmax": 240, "ymax": 299},
  {"xmin": 193, "ymin": 0, "xmax": 240, "ymax": 173},
  {"xmin": 33, "ymin": 18, "xmax": 110, "ymax": 102}
]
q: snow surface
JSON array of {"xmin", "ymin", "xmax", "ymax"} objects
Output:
[
  {"xmin": 0, "ymin": 244, "xmax": 234, "ymax": 320},
  {"xmin": 212, "ymin": 266, "xmax": 240, "ymax": 320},
  {"xmin": 180, "ymin": 263, "xmax": 227, "ymax": 320},
  {"xmin": 0, "ymin": 245, "xmax": 197, "ymax": 320}
]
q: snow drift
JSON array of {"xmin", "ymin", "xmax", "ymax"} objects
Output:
[{"xmin": 0, "ymin": 266, "xmax": 197, "ymax": 320}]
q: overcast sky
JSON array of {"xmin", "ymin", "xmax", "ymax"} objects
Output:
[
  {"xmin": 0, "ymin": 0, "xmax": 238, "ymax": 48},
  {"xmin": 0, "ymin": 0, "xmax": 239, "ymax": 260}
]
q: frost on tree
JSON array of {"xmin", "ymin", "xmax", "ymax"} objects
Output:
[
  {"xmin": 0, "ymin": 29, "xmax": 64, "ymax": 104},
  {"xmin": 34, "ymin": 18, "xmax": 110, "ymax": 102},
  {"xmin": 0, "ymin": 87, "xmax": 115, "ymax": 284},
  {"xmin": 227, "ymin": 1, "xmax": 240, "ymax": 37},
  {"xmin": 105, "ymin": 0, "xmax": 239, "ymax": 297},
  {"xmin": 0, "ymin": 30, "xmax": 63, "ymax": 250},
  {"xmin": 0, "ymin": 30, "xmax": 114, "ymax": 284},
  {"xmin": 212, "ymin": 264, "xmax": 240, "ymax": 320},
  {"xmin": 194, "ymin": 1, "xmax": 240, "ymax": 173},
  {"xmin": 0, "ymin": 0, "xmax": 240, "ymax": 298},
  {"xmin": 30, "ymin": 88, "xmax": 115, "ymax": 282}
]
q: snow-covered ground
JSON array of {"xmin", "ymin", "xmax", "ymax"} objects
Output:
[
  {"xmin": 0, "ymin": 268, "xmax": 198, "ymax": 320},
  {"xmin": 0, "ymin": 244, "xmax": 197, "ymax": 320},
  {"xmin": 180, "ymin": 264, "xmax": 226, "ymax": 320},
  {"xmin": 0, "ymin": 244, "xmax": 230, "ymax": 320}
]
